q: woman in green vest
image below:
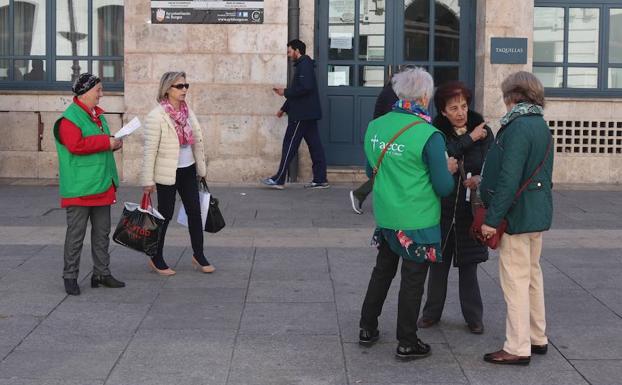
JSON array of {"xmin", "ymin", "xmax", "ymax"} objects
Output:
[
  {"xmin": 480, "ymin": 71, "xmax": 554, "ymax": 366},
  {"xmin": 53, "ymin": 73, "xmax": 125, "ymax": 296},
  {"xmin": 358, "ymin": 67, "xmax": 458, "ymax": 360}
]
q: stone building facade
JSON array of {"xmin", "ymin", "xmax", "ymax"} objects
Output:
[{"xmin": 0, "ymin": 0, "xmax": 620, "ymax": 184}]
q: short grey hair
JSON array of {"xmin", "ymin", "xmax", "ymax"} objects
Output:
[
  {"xmin": 157, "ymin": 71, "xmax": 186, "ymax": 102},
  {"xmin": 391, "ymin": 67, "xmax": 434, "ymax": 102},
  {"xmin": 501, "ymin": 71, "xmax": 546, "ymax": 107}
]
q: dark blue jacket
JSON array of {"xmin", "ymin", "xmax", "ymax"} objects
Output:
[{"xmin": 281, "ymin": 55, "xmax": 322, "ymax": 121}]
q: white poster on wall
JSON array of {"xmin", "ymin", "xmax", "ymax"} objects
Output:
[
  {"xmin": 330, "ymin": 32, "xmax": 353, "ymax": 50},
  {"xmin": 328, "ymin": 66, "xmax": 350, "ymax": 86}
]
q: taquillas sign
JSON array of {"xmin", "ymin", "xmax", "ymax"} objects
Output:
[{"xmin": 490, "ymin": 37, "xmax": 528, "ymax": 64}]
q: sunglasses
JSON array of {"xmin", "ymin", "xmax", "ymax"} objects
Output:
[{"xmin": 171, "ymin": 83, "xmax": 190, "ymax": 90}]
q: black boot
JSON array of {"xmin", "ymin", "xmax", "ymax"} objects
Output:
[
  {"xmin": 64, "ymin": 278, "xmax": 80, "ymax": 295},
  {"xmin": 91, "ymin": 274, "xmax": 126, "ymax": 288}
]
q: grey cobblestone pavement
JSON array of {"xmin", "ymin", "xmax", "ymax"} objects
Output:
[{"xmin": 0, "ymin": 180, "xmax": 621, "ymax": 385}]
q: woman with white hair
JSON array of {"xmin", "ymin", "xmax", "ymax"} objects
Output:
[
  {"xmin": 358, "ymin": 67, "xmax": 458, "ymax": 360},
  {"xmin": 141, "ymin": 71, "xmax": 214, "ymax": 275}
]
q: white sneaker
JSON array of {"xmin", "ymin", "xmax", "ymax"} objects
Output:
[
  {"xmin": 304, "ymin": 182, "xmax": 330, "ymax": 189},
  {"xmin": 350, "ymin": 191, "xmax": 363, "ymax": 214},
  {"xmin": 260, "ymin": 178, "xmax": 284, "ymax": 190}
]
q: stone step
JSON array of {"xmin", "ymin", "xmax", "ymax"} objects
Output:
[{"xmin": 327, "ymin": 166, "xmax": 368, "ymax": 183}]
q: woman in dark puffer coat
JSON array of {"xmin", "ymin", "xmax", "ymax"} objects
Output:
[{"xmin": 417, "ymin": 81, "xmax": 493, "ymax": 334}]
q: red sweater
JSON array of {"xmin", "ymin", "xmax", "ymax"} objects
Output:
[{"xmin": 58, "ymin": 97, "xmax": 116, "ymax": 208}]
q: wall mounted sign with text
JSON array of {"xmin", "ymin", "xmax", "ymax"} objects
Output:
[
  {"xmin": 151, "ymin": 1, "xmax": 264, "ymax": 24},
  {"xmin": 490, "ymin": 38, "xmax": 528, "ymax": 64}
]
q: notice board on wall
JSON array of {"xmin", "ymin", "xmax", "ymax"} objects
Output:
[{"xmin": 151, "ymin": 1, "xmax": 264, "ymax": 24}]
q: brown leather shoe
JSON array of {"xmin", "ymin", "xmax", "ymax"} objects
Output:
[
  {"xmin": 416, "ymin": 318, "xmax": 439, "ymax": 328},
  {"xmin": 483, "ymin": 349, "xmax": 530, "ymax": 365},
  {"xmin": 531, "ymin": 344, "xmax": 548, "ymax": 355}
]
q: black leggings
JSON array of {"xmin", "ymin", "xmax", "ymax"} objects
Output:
[{"xmin": 154, "ymin": 164, "xmax": 207, "ymax": 269}]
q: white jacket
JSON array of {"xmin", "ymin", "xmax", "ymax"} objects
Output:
[{"xmin": 140, "ymin": 104, "xmax": 207, "ymax": 186}]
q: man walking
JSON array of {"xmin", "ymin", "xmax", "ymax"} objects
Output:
[
  {"xmin": 261, "ymin": 39, "xmax": 328, "ymax": 190},
  {"xmin": 53, "ymin": 73, "xmax": 125, "ymax": 295}
]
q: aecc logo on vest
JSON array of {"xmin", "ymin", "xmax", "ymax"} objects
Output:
[{"xmin": 371, "ymin": 134, "xmax": 407, "ymax": 156}]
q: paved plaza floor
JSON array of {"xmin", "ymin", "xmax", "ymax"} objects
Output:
[{"xmin": 0, "ymin": 180, "xmax": 621, "ymax": 385}]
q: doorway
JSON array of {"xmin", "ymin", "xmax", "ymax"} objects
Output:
[{"xmin": 316, "ymin": 0, "xmax": 475, "ymax": 165}]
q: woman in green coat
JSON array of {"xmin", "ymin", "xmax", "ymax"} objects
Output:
[{"xmin": 479, "ymin": 71, "xmax": 554, "ymax": 366}]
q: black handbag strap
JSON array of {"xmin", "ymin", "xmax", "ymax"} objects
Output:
[
  {"xmin": 199, "ymin": 178, "xmax": 210, "ymax": 193},
  {"xmin": 372, "ymin": 120, "xmax": 424, "ymax": 177}
]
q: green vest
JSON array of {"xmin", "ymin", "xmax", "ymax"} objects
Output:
[
  {"xmin": 364, "ymin": 112, "xmax": 440, "ymax": 230},
  {"xmin": 53, "ymin": 103, "xmax": 119, "ymax": 198}
]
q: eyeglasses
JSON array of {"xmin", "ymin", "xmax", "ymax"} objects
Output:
[{"xmin": 171, "ymin": 83, "xmax": 190, "ymax": 90}]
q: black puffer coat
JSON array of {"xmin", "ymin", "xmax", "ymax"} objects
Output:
[{"xmin": 432, "ymin": 110, "xmax": 493, "ymax": 267}]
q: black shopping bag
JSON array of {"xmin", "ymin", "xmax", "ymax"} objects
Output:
[
  {"xmin": 200, "ymin": 179, "xmax": 226, "ymax": 233},
  {"xmin": 113, "ymin": 194, "xmax": 165, "ymax": 256}
]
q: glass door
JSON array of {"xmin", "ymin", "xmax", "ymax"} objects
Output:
[
  {"xmin": 396, "ymin": 0, "xmax": 475, "ymax": 114},
  {"xmin": 317, "ymin": 0, "xmax": 475, "ymax": 166},
  {"xmin": 318, "ymin": 0, "xmax": 394, "ymax": 165}
]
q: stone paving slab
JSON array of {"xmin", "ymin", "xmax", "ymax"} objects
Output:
[
  {"xmin": 227, "ymin": 335, "xmax": 346, "ymax": 385},
  {"xmin": 141, "ymin": 302, "xmax": 244, "ymax": 332},
  {"xmin": 344, "ymin": 342, "xmax": 467, "ymax": 384},
  {"xmin": 239, "ymin": 302, "xmax": 338, "ymax": 336},
  {"xmin": 0, "ymin": 379, "xmax": 104, "ymax": 385},
  {"xmin": 569, "ymin": 360, "xmax": 622, "ymax": 385},
  {"xmin": 106, "ymin": 330, "xmax": 235, "ymax": 385},
  {"xmin": 0, "ymin": 184, "xmax": 621, "ymax": 384},
  {"xmin": 0, "ymin": 349, "xmax": 120, "ymax": 381}
]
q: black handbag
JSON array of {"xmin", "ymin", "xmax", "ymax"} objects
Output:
[
  {"xmin": 113, "ymin": 194, "xmax": 165, "ymax": 256},
  {"xmin": 200, "ymin": 179, "xmax": 226, "ymax": 233}
]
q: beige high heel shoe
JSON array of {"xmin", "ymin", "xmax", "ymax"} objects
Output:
[
  {"xmin": 192, "ymin": 256, "xmax": 215, "ymax": 273},
  {"xmin": 148, "ymin": 259, "xmax": 176, "ymax": 276}
]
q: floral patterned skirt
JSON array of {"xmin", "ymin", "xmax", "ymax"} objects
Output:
[{"xmin": 372, "ymin": 228, "xmax": 442, "ymax": 263}]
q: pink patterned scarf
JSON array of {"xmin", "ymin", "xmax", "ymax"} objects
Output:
[{"xmin": 160, "ymin": 100, "xmax": 195, "ymax": 145}]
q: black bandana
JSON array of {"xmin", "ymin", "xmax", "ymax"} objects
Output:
[{"xmin": 72, "ymin": 73, "xmax": 101, "ymax": 96}]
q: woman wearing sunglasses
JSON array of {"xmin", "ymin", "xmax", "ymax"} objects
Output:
[{"xmin": 140, "ymin": 71, "xmax": 214, "ymax": 275}]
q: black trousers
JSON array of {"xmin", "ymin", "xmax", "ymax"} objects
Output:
[
  {"xmin": 360, "ymin": 240, "xmax": 429, "ymax": 347},
  {"xmin": 155, "ymin": 164, "xmax": 205, "ymax": 265},
  {"xmin": 421, "ymin": 233, "xmax": 483, "ymax": 325},
  {"xmin": 271, "ymin": 119, "xmax": 327, "ymax": 185}
]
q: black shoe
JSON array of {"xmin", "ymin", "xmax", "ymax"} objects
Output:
[
  {"xmin": 468, "ymin": 322, "xmax": 484, "ymax": 334},
  {"xmin": 304, "ymin": 182, "xmax": 330, "ymax": 189},
  {"xmin": 358, "ymin": 329, "xmax": 379, "ymax": 346},
  {"xmin": 396, "ymin": 339, "xmax": 431, "ymax": 360},
  {"xmin": 531, "ymin": 344, "xmax": 548, "ymax": 355},
  {"xmin": 91, "ymin": 274, "xmax": 125, "ymax": 288},
  {"xmin": 64, "ymin": 278, "xmax": 80, "ymax": 296}
]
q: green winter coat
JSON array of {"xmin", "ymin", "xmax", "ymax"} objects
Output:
[{"xmin": 480, "ymin": 114, "xmax": 554, "ymax": 234}]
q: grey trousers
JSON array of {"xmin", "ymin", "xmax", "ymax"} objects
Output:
[{"xmin": 63, "ymin": 205, "xmax": 112, "ymax": 279}]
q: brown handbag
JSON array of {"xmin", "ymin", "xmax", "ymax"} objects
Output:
[{"xmin": 470, "ymin": 138, "xmax": 552, "ymax": 249}]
